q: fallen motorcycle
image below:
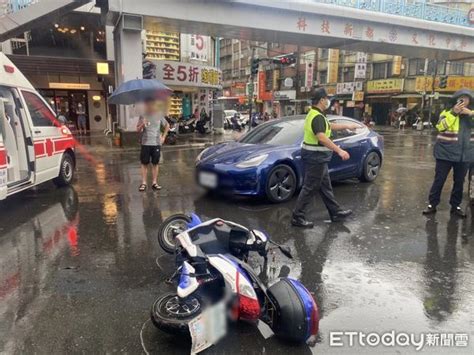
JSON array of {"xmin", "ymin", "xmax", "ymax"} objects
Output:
[{"xmin": 152, "ymin": 213, "xmax": 319, "ymax": 352}]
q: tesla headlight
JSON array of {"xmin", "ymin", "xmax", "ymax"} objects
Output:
[
  {"xmin": 195, "ymin": 148, "xmax": 208, "ymax": 163},
  {"xmin": 236, "ymin": 154, "xmax": 268, "ymax": 168}
]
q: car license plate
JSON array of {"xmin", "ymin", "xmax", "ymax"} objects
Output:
[
  {"xmin": 199, "ymin": 172, "xmax": 217, "ymax": 188},
  {"xmin": 189, "ymin": 301, "xmax": 227, "ymax": 354}
]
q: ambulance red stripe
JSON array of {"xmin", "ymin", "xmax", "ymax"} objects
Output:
[{"xmin": 0, "ymin": 145, "xmax": 7, "ymax": 168}]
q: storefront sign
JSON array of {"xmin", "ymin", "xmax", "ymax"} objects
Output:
[
  {"xmin": 336, "ymin": 81, "xmax": 363, "ymax": 95},
  {"xmin": 188, "ymin": 34, "xmax": 210, "ymax": 62},
  {"xmin": 415, "ymin": 76, "xmax": 474, "ymax": 92},
  {"xmin": 305, "ymin": 59, "xmax": 315, "ymax": 88},
  {"xmin": 152, "ymin": 60, "xmax": 221, "ymax": 89},
  {"xmin": 355, "ymin": 52, "xmax": 367, "ymax": 79},
  {"xmin": 352, "ymin": 91, "xmax": 364, "ymax": 101},
  {"xmin": 49, "ymin": 82, "xmax": 91, "ymax": 90},
  {"xmin": 324, "ymin": 85, "xmax": 337, "ymax": 96},
  {"xmin": 367, "ymin": 79, "xmax": 404, "ymax": 93},
  {"xmin": 346, "ymin": 101, "xmax": 355, "ymax": 108},
  {"xmin": 96, "ymin": 62, "xmax": 109, "ymax": 75},
  {"xmin": 232, "ymin": 82, "xmax": 246, "ymax": 89},
  {"xmin": 327, "ymin": 49, "xmax": 339, "ymax": 83},
  {"xmin": 392, "ymin": 56, "xmax": 402, "ymax": 76},
  {"xmin": 273, "ymin": 90, "xmax": 296, "ymax": 101},
  {"xmin": 257, "ymin": 72, "xmax": 272, "ymax": 101},
  {"xmin": 273, "ymin": 69, "xmax": 280, "ymax": 90}
]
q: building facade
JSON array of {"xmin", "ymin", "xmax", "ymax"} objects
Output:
[
  {"xmin": 220, "ymin": 37, "xmax": 474, "ymax": 125},
  {"xmin": 1, "ymin": 7, "xmax": 115, "ymax": 133},
  {"xmin": 143, "ymin": 28, "xmax": 221, "ymax": 119}
]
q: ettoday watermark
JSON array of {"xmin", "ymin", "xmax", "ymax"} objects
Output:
[{"xmin": 329, "ymin": 331, "xmax": 469, "ymax": 351}]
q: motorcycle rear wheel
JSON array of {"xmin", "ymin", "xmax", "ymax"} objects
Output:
[
  {"xmin": 151, "ymin": 293, "xmax": 204, "ymax": 335},
  {"xmin": 158, "ymin": 214, "xmax": 192, "ymax": 254}
]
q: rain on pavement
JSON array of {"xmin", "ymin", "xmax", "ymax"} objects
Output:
[{"xmin": 1, "ymin": 129, "xmax": 473, "ymax": 354}]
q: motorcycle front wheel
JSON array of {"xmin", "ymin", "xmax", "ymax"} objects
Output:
[
  {"xmin": 151, "ymin": 293, "xmax": 205, "ymax": 335},
  {"xmin": 158, "ymin": 214, "xmax": 192, "ymax": 254}
]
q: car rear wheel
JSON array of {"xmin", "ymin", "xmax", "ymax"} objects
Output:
[
  {"xmin": 360, "ymin": 152, "xmax": 381, "ymax": 182},
  {"xmin": 266, "ymin": 165, "xmax": 297, "ymax": 203}
]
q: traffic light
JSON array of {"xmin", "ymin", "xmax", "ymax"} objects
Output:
[
  {"xmin": 439, "ymin": 75, "xmax": 448, "ymax": 89},
  {"xmin": 277, "ymin": 53, "xmax": 297, "ymax": 66},
  {"xmin": 251, "ymin": 58, "xmax": 259, "ymax": 75}
]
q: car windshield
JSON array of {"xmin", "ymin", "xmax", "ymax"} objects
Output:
[{"xmin": 239, "ymin": 118, "xmax": 304, "ymax": 145}]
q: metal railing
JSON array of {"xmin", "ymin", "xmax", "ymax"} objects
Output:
[
  {"xmin": 1, "ymin": 0, "xmax": 39, "ymax": 16},
  {"xmin": 316, "ymin": 0, "xmax": 470, "ymax": 27}
]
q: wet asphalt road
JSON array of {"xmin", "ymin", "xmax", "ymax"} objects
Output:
[{"xmin": 1, "ymin": 129, "xmax": 473, "ymax": 354}]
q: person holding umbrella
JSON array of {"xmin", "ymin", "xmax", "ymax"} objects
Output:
[
  {"xmin": 423, "ymin": 89, "xmax": 474, "ymax": 217},
  {"xmin": 136, "ymin": 98, "xmax": 170, "ymax": 192},
  {"xmin": 109, "ymin": 78, "xmax": 172, "ymax": 192}
]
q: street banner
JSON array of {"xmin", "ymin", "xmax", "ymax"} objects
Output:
[
  {"xmin": 150, "ymin": 60, "xmax": 221, "ymax": 89},
  {"xmin": 327, "ymin": 49, "xmax": 339, "ymax": 83}
]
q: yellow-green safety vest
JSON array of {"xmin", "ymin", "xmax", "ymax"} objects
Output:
[
  {"xmin": 436, "ymin": 110, "xmax": 459, "ymax": 142},
  {"xmin": 303, "ymin": 108, "xmax": 331, "ymax": 146}
]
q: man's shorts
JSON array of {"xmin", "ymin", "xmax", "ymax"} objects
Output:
[{"xmin": 140, "ymin": 145, "xmax": 161, "ymax": 165}]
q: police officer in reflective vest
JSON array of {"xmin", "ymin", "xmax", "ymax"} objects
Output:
[
  {"xmin": 423, "ymin": 89, "xmax": 473, "ymax": 217},
  {"xmin": 292, "ymin": 88, "xmax": 361, "ymax": 228}
]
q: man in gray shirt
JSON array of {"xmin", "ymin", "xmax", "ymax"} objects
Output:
[{"xmin": 137, "ymin": 99, "xmax": 169, "ymax": 192}]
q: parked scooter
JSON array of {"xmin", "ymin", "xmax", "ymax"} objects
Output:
[
  {"xmin": 178, "ymin": 117, "xmax": 196, "ymax": 134},
  {"xmin": 196, "ymin": 116, "xmax": 211, "ymax": 134},
  {"xmin": 251, "ymin": 112, "xmax": 262, "ymax": 127},
  {"xmin": 231, "ymin": 113, "xmax": 243, "ymax": 132},
  {"xmin": 165, "ymin": 116, "xmax": 178, "ymax": 145},
  {"xmin": 152, "ymin": 214, "xmax": 319, "ymax": 352}
]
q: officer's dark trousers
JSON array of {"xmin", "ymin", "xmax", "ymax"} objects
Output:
[
  {"xmin": 293, "ymin": 150, "xmax": 341, "ymax": 219},
  {"xmin": 428, "ymin": 159, "xmax": 468, "ymax": 208}
]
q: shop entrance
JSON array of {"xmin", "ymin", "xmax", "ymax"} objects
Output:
[
  {"xmin": 40, "ymin": 90, "xmax": 89, "ymax": 130},
  {"xmin": 371, "ymin": 102, "xmax": 391, "ymax": 125}
]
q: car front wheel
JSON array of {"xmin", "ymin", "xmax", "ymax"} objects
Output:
[
  {"xmin": 265, "ymin": 165, "xmax": 297, "ymax": 203},
  {"xmin": 360, "ymin": 152, "xmax": 381, "ymax": 182}
]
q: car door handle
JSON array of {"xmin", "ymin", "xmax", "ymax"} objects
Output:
[{"xmin": 34, "ymin": 130, "xmax": 41, "ymax": 134}]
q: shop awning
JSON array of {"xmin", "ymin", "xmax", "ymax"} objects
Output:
[
  {"xmin": 365, "ymin": 94, "xmax": 392, "ymax": 99},
  {"xmin": 392, "ymin": 94, "xmax": 423, "ymax": 99}
]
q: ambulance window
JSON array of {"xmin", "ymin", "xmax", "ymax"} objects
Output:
[{"xmin": 22, "ymin": 91, "xmax": 57, "ymax": 127}]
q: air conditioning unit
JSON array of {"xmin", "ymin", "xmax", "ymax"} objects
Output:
[{"xmin": 121, "ymin": 14, "xmax": 143, "ymax": 32}]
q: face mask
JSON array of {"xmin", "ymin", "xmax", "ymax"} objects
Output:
[{"xmin": 322, "ymin": 98, "xmax": 330, "ymax": 110}]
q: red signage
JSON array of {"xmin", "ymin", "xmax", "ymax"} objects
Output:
[{"xmin": 257, "ymin": 72, "xmax": 272, "ymax": 101}]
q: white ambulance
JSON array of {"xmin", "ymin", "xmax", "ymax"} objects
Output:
[{"xmin": 0, "ymin": 53, "xmax": 75, "ymax": 200}]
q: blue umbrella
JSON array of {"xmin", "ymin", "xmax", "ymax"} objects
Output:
[{"xmin": 109, "ymin": 79, "xmax": 172, "ymax": 105}]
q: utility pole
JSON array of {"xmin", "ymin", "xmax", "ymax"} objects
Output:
[
  {"xmin": 248, "ymin": 47, "xmax": 257, "ymax": 130},
  {"xmin": 428, "ymin": 59, "xmax": 438, "ymax": 125}
]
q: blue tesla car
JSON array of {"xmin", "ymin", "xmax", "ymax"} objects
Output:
[{"xmin": 195, "ymin": 115, "xmax": 384, "ymax": 203}]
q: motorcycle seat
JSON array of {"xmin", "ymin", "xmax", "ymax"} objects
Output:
[{"xmin": 187, "ymin": 219, "xmax": 252, "ymax": 255}]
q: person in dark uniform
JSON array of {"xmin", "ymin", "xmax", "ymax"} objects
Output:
[
  {"xmin": 291, "ymin": 88, "xmax": 360, "ymax": 228},
  {"xmin": 423, "ymin": 89, "xmax": 473, "ymax": 218}
]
